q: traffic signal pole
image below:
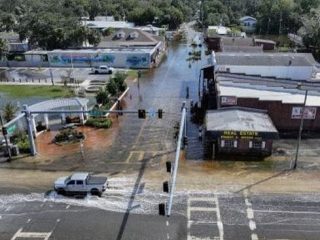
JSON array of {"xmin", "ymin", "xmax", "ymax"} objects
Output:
[
  {"xmin": 166, "ymin": 105, "xmax": 187, "ymax": 216},
  {"xmin": 0, "ymin": 114, "xmax": 12, "ymax": 160}
]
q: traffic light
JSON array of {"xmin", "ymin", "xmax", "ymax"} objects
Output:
[
  {"xmin": 163, "ymin": 181, "xmax": 169, "ymax": 193},
  {"xmin": 138, "ymin": 109, "xmax": 146, "ymax": 119},
  {"xmin": 159, "ymin": 203, "xmax": 166, "ymax": 216},
  {"xmin": 166, "ymin": 161, "xmax": 171, "ymax": 173},
  {"xmin": 158, "ymin": 109, "xmax": 163, "ymax": 119},
  {"xmin": 2, "ymin": 127, "xmax": 7, "ymax": 135},
  {"xmin": 183, "ymin": 136, "xmax": 188, "ymax": 146}
]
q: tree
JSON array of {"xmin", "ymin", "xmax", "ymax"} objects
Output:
[
  {"xmin": 0, "ymin": 38, "xmax": 8, "ymax": 56},
  {"xmin": 106, "ymin": 79, "xmax": 118, "ymax": 96},
  {"xmin": 96, "ymin": 89, "xmax": 110, "ymax": 105},
  {"xmin": 87, "ymin": 29, "xmax": 101, "ymax": 46},
  {"xmin": 88, "ymin": 0, "xmax": 101, "ymax": 20},
  {"xmin": 2, "ymin": 102, "xmax": 18, "ymax": 122},
  {"xmin": 298, "ymin": 7, "xmax": 320, "ymax": 51}
]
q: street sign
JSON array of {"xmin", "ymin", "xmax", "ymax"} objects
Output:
[
  {"xmin": 148, "ymin": 108, "xmax": 156, "ymax": 118},
  {"xmin": 291, "ymin": 107, "xmax": 317, "ymax": 120},
  {"xmin": 89, "ymin": 109, "xmax": 103, "ymax": 117},
  {"xmin": 7, "ymin": 124, "xmax": 16, "ymax": 135}
]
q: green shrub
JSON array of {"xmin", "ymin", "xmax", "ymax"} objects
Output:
[
  {"xmin": 85, "ymin": 118, "xmax": 112, "ymax": 129},
  {"xmin": 11, "ymin": 132, "xmax": 30, "ymax": 153}
]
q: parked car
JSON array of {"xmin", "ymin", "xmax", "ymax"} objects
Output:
[
  {"xmin": 91, "ymin": 65, "xmax": 114, "ymax": 74},
  {"xmin": 54, "ymin": 172, "xmax": 108, "ymax": 197}
]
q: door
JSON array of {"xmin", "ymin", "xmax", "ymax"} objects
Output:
[
  {"xmin": 76, "ymin": 180, "xmax": 85, "ymax": 193},
  {"xmin": 66, "ymin": 180, "xmax": 76, "ymax": 192}
]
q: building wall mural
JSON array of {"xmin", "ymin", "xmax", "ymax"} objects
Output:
[
  {"xmin": 49, "ymin": 53, "xmax": 115, "ymax": 66},
  {"xmin": 48, "ymin": 52, "xmax": 150, "ymax": 68},
  {"xmin": 126, "ymin": 54, "xmax": 149, "ymax": 68}
]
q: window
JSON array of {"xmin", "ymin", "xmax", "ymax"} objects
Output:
[
  {"xmin": 221, "ymin": 140, "xmax": 235, "ymax": 148},
  {"xmin": 76, "ymin": 180, "xmax": 83, "ymax": 185},
  {"xmin": 67, "ymin": 180, "xmax": 75, "ymax": 185},
  {"xmin": 252, "ymin": 141, "xmax": 262, "ymax": 149}
]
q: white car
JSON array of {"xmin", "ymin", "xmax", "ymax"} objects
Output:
[{"xmin": 91, "ymin": 65, "xmax": 114, "ymax": 74}]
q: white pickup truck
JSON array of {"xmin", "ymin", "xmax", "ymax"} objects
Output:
[{"xmin": 54, "ymin": 172, "xmax": 108, "ymax": 197}]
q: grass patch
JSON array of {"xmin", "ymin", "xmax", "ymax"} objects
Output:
[
  {"xmin": 126, "ymin": 70, "xmax": 138, "ymax": 78},
  {"xmin": 0, "ymin": 85, "xmax": 75, "ymax": 98}
]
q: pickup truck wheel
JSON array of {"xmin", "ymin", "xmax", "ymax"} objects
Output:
[
  {"xmin": 109, "ymin": 70, "xmax": 112, "ymax": 74},
  {"xmin": 56, "ymin": 188, "xmax": 65, "ymax": 195},
  {"xmin": 95, "ymin": 70, "xmax": 98, "ymax": 74},
  {"xmin": 91, "ymin": 189, "xmax": 102, "ymax": 197}
]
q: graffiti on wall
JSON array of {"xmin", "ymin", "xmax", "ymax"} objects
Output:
[
  {"xmin": 126, "ymin": 54, "xmax": 149, "ymax": 68},
  {"xmin": 49, "ymin": 53, "xmax": 115, "ymax": 65}
]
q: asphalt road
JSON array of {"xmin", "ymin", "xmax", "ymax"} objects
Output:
[{"xmin": 1, "ymin": 189, "xmax": 320, "ymax": 240}]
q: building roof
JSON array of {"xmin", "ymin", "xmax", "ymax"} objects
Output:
[
  {"xmin": 222, "ymin": 37, "xmax": 254, "ymax": 46},
  {"xmin": 135, "ymin": 25, "xmax": 165, "ymax": 32},
  {"xmin": 206, "ymin": 108, "xmax": 278, "ymax": 133},
  {"xmin": 222, "ymin": 45, "xmax": 263, "ymax": 53},
  {"xmin": 29, "ymin": 98, "xmax": 89, "ymax": 112},
  {"xmin": 254, "ymin": 39, "xmax": 276, "ymax": 45},
  {"xmin": 39, "ymin": 47, "xmax": 154, "ymax": 55},
  {"xmin": 0, "ymin": 31, "xmax": 20, "ymax": 43},
  {"xmin": 215, "ymin": 53, "xmax": 316, "ymax": 67},
  {"xmin": 97, "ymin": 28, "xmax": 161, "ymax": 48},
  {"xmin": 82, "ymin": 20, "xmax": 134, "ymax": 29},
  {"xmin": 208, "ymin": 26, "xmax": 231, "ymax": 35},
  {"xmin": 239, "ymin": 16, "xmax": 257, "ymax": 22},
  {"xmin": 216, "ymin": 74, "xmax": 320, "ymax": 106}
]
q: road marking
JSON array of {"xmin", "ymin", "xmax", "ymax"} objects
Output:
[
  {"xmin": 27, "ymin": 218, "xmax": 31, "ymax": 223},
  {"xmin": 189, "ymin": 207, "xmax": 217, "ymax": 212},
  {"xmin": 254, "ymin": 209, "xmax": 320, "ymax": 215},
  {"xmin": 187, "ymin": 195, "xmax": 224, "ymax": 240},
  {"xmin": 66, "ymin": 205, "xmax": 70, "ymax": 209},
  {"xmin": 247, "ymin": 208, "xmax": 254, "ymax": 219},
  {"xmin": 0, "ymin": 215, "xmax": 2, "ymax": 219},
  {"xmin": 167, "ymin": 233, "xmax": 170, "ymax": 239},
  {"xmin": 244, "ymin": 190, "xmax": 259, "ymax": 240},
  {"xmin": 249, "ymin": 220, "xmax": 256, "ymax": 230},
  {"xmin": 214, "ymin": 194, "xmax": 224, "ymax": 240},
  {"xmin": 251, "ymin": 233, "xmax": 259, "ymax": 240},
  {"xmin": 166, "ymin": 220, "xmax": 169, "ymax": 226},
  {"xmin": 125, "ymin": 151, "xmax": 145, "ymax": 163},
  {"xmin": 11, "ymin": 228, "xmax": 52, "ymax": 240}
]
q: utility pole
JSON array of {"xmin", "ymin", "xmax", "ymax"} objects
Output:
[
  {"xmin": 279, "ymin": 11, "xmax": 283, "ymax": 36},
  {"xmin": 166, "ymin": 103, "xmax": 187, "ymax": 216},
  {"xmin": 0, "ymin": 114, "xmax": 11, "ymax": 160},
  {"xmin": 292, "ymin": 87, "xmax": 308, "ymax": 170}
]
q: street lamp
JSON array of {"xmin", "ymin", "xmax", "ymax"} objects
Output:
[{"xmin": 292, "ymin": 83, "xmax": 308, "ymax": 170}]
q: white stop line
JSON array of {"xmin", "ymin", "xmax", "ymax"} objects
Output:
[{"xmin": 11, "ymin": 228, "xmax": 52, "ymax": 240}]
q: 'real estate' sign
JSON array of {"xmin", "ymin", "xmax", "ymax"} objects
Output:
[
  {"xmin": 221, "ymin": 130, "xmax": 261, "ymax": 140},
  {"xmin": 291, "ymin": 107, "xmax": 317, "ymax": 120},
  {"xmin": 220, "ymin": 96, "xmax": 237, "ymax": 106}
]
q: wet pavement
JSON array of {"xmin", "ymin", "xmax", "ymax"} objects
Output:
[
  {"xmin": 1, "ymin": 188, "xmax": 320, "ymax": 240},
  {"xmin": 1, "ymin": 41, "xmax": 205, "ymax": 174}
]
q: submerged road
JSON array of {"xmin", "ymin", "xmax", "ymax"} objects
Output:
[{"xmin": 1, "ymin": 190, "xmax": 320, "ymax": 240}]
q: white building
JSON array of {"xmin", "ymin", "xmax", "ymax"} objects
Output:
[
  {"xmin": 208, "ymin": 25, "xmax": 231, "ymax": 35},
  {"xmin": 82, "ymin": 16, "xmax": 134, "ymax": 31},
  {"xmin": 211, "ymin": 52, "xmax": 317, "ymax": 81},
  {"xmin": 239, "ymin": 16, "xmax": 257, "ymax": 33}
]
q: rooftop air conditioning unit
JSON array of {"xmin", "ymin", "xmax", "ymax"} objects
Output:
[
  {"xmin": 116, "ymin": 31, "xmax": 125, "ymax": 39},
  {"xmin": 129, "ymin": 31, "xmax": 139, "ymax": 39}
]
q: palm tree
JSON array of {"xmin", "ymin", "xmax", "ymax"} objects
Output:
[{"xmin": 2, "ymin": 102, "xmax": 18, "ymax": 122}]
